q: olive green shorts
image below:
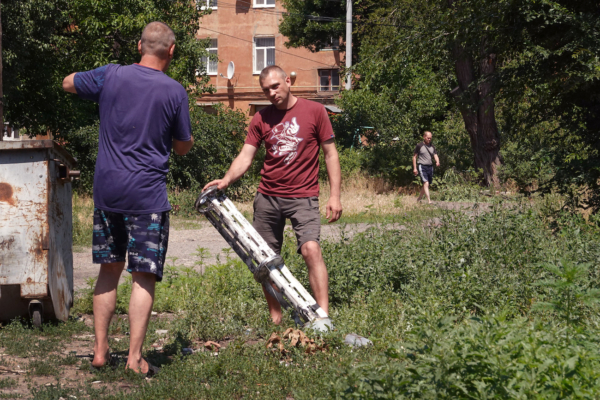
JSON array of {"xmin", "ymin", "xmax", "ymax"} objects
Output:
[{"xmin": 252, "ymin": 192, "xmax": 321, "ymax": 254}]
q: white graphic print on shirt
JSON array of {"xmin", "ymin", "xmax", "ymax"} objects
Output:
[{"xmin": 268, "ymin": 117, "xmax": 303, "ymax": 164}]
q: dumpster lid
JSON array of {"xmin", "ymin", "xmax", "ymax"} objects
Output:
[{"xmin": 0, "ymin": 140, "xmax": 77, "ymax": 167}]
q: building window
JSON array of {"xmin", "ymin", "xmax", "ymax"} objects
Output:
[
  {"xmin": 322, "ymin": 37, "xmax": 340, "ymax": 51},
  {"xmin": 318, "ymin": 69, "xmax": 340, "ymax": 91},
  {"xmin": 201, "ymin": 39, "xmax": 218, "ymax": 75},
  {"xmin": 254, "ymin": 0, "xmax": 275, "ymax": 8},
  {"xmin": 198, "ymin": 103, "xmax": 218, "ymax": 114},
  {"xmin": 254, "ymin": 37, "xmax": 275, "ymax": 74},
  {"xmin": 197, "ymin": 0, "xmax": 217, "ymax": 10}
]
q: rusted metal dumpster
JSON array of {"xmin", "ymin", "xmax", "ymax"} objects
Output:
[{"xmin": 0, "ymin": 140, "xmax": 79, "ymax": 326}]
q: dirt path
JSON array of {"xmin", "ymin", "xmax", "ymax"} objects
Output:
[{"xmin": 72, "ymin": 222, "xmax": 408, "ymax": 290}]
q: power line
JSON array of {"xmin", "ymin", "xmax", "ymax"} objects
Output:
[{"xmin": 198, "ymin": 26, "xmax": 338, "ymax": 67}]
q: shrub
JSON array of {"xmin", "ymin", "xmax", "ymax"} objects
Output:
[
  {"xmin": 284, "ymin": 206, "xmax": 600, "ymax": 319},
  {"xmin": 168, "ymin": 103, "xmax": 259, "ymax": 199},
  {"xmin": 63, "ymin": 103, "xmax": 258, "ymax": 197}
]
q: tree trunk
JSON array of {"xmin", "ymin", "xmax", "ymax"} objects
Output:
[{"xmin": 448, "ymin": 2, "xmax": 502, "ymax": 186}]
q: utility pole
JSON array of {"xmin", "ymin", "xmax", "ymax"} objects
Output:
[{"xmin": 345, "ymin": 0, "xmax": 352, "ymax": 90}]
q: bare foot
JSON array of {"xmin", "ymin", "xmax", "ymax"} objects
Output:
[
  {"xmin": 126, "ymin": 357, "xmax": 149, "ymax": 374},
  {"xmin": 91, "ymin": 350, "xmax": 110, "ymax": 368}
]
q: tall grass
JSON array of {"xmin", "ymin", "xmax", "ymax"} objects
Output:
[
  {"xmin": 71, "ymin": 174, "xmax": 425, "ymax": 246},
  {"xmin": 72, "ymin": 192, "xmax": 94, "ymax": 248}
]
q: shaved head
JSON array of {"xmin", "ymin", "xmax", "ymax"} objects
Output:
[
  {"xmin": 140, "ymin": 22, "xmax": 175, "ymax": 59},
  {"xmin": 259, "ymin": 65, "xmax": 287, "ymax": 83}
]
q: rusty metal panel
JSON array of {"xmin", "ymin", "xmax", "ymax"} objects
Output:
[
  {"xmin": 47, "ymin": 158, "xmax": 74, "ymax": 321},
  {"xmin": 21, "ymin": 282, "xmax": 48, "ymax": 298},
  {"xmin": 0, "ymin": 149, "xmax": 49, "ymax": 297}
]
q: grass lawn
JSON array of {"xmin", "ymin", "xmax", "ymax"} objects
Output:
[{"xmin": 4, "ymin": 179, "xmax": 600, "ymax": 398}]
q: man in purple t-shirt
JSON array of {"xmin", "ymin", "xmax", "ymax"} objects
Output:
[{"xmin": 62, "ymin": 22, "xmax": 193, "ymax": 376}]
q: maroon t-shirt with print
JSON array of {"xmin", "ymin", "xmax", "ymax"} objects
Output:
[{"xmin": 245, "ymin": 98, "xmax": 335, "ymax": 198}]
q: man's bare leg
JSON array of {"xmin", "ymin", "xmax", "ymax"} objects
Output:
[
  {"xmin": 262, "ymin": 285, "xmax": 283, "ymax": 325},
  {"xmin": 423, "ymin": 182, "xmax": 431, "ymax": 204},
  {"xmin": 417, "ymin": 186, "xmax": 424, "ymax": 202},
  {"xmin": 300, "ymin": 241, "xmax": 329, "ymax": 315},
  {"xmin": 92, "ymin": 261, "xmax": 125, "ymax": 368},
  {"xmin": 262, "ymin": 241, "xmax": 329, "ymax": 324},
  {"xmin": 125, "ymin": 272, "xmax": 156, "ymax": 374}
]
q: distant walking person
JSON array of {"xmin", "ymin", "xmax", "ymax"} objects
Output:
[
  {"xmin": 62, "ymin": 22, "xmax": 193, "ymax": 376},
  {"xmin": 413, "ymin": 131, "xmax": 440, "ymax": 204}
]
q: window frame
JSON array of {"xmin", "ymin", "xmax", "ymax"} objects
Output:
[
  {"xmin": 320, "ymin": 37, "xmax": 340, "ymax": 51},
  {"xmin": 253, "ymin": 37, "xmax": 276, "ymax": 74},
  {"xmin": 253, "ymin": 0, "xmax": 275, "ymax": 8},
  {"xmin": 318, "ymin": 69, "xmax": 340, "ymax": 92},
  {"xmin": 200, "ymin": 39, "xmax": 219, "ymax": 76},
  {"xmin": 197, "ymin": 0, "xmax": 218, "ymax": 11}
]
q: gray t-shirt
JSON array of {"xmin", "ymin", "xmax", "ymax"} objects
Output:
[{"xmin": 414, "ymin": 142, "xmax": 437, "ymax": 166}]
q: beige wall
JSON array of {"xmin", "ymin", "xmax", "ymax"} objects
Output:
[{"xmin": 195, "ymin": 0, "xmax": 342, "ymax": 117}]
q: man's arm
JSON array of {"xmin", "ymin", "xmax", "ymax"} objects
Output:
[
  {"xmin": 413, "ymin": 154, "xmax": 418, "ymax": 176},
  {"xmin": 62, "ymin": 73, "xmax": 77, "ymax": 93},
  {"xmin": 203, "ymin": 144, "xmax": 258, "ymax": 191},
  {"xmin": 322, "ymin": 139, "xmax": 342, "ymax": 223},
  {"xmin": 173, "ymin": 137, "xmax": 194, "ymax": 156},
  {"xmin": 434, "ymin": 154, "xmax": 440, "ymax": 167}
]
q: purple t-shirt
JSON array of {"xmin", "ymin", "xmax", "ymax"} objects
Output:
[{"xmin": 74, "ymin": 63, "xmax": 192, "ymax": 213}]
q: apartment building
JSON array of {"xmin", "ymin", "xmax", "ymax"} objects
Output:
[{"xmin": 195, "ymin": 0, "xmax": 342, "ymax": 116}]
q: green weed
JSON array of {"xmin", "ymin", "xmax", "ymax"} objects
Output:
[
  {"xmin": 0, "ymin": 377, "xmax": 17, "ymax": 389},
  {"xmin": 534, "ymin": 259, "xmax": 600, "ymax": 329},
  {"xmin": 331, "ymin": 314, "xmax": 600, "ymax": 399},
  {"xmin": 28, "ymin": 359, "xmax": 59, "ymax": 376}
]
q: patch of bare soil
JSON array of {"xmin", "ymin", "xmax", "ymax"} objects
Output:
[{"xmin": 0, "ymin": 313, "xmax": 245, "ymax": 398}]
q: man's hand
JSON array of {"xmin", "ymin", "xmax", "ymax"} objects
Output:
[
  {"xmin": 436, "ymin": 161, "xmax": 440, "ymax": 167},
  {"xmin": 203, "ymin": 178, "xmax": 230, "ymax": 192},
  {"xmin": 326, "ymin": 196, "xmax": 342, "ymax": 223},
  {"xmin": 413, "ymin": 168, "xmax": 418, "ymax": 176}
]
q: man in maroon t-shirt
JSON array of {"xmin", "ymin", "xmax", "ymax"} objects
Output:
[{"xmin": 204, "ymin": 65, "xmax": 342, "ymax": 324}]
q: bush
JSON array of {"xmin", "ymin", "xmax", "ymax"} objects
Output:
[
  {"xmin": 63, "ymin": 103, "xmax": 257, "ymax": 197},
  {"xmin": 168, "ymin": 103, "xmax": 259, "ymax": 199},
  {"xmin": 63, "ymin": 122, "xmax": 100, "ymax": 194},
  {"xmin": 283, "ymin": 206, "xmax": 600, "ymax": 319},
  {"xmin": 318, "ymin": 145, "xmax": 365, "ymax": 181}
]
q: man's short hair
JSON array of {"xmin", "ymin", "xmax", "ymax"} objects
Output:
[
  {"xmin": 423, "ymin": 131, "xmax": 433, "ymax": 137},
  {"xmin": 141, "ymin": 22, "xmax": 176, "ymax": 58},
  {"xmin": 259, "ymin": 65, "xmax": 287, "ymax": 83}
]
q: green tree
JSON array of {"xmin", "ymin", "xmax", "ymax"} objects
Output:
[
  {"xmin": 2, "ymin": 0, "xmax": 214, "ymax": 137},
  {"xmin": 280, "ymin": 0, "xmax": 600, "ymax": 189}
]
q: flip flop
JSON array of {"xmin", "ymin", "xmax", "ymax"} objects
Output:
[
  {"xmin": 144, "ymin": 359, "xmax": 160, "ymax": 378},
  {"xmin": 125, "ymin": 358, "xmax": 160, "ymax": 378}
]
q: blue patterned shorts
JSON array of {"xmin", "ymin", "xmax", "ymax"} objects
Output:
[{"xmin": 92, "ymin": 208, "xmax": 170, "ymax": 282}]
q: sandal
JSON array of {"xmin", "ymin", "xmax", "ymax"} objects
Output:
[
  {"xmin": 144, "ymin": 359, "xmax": 160, "ymax": 378},
  {"xmin": 125, "ymin": 358, "xmax": 160, "ymax": 378}
]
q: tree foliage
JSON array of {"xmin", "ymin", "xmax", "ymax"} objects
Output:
[
  {"xmin": 2, "ymin": 0, "xmax": 213, "ymax": 136},
  {"xmin": 281, "ymin": 0, "xmax": 600, "ymax": 197},
  {"xmin": 68, "ymin": 105, "xmax": 256, "ymax": 197}
]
